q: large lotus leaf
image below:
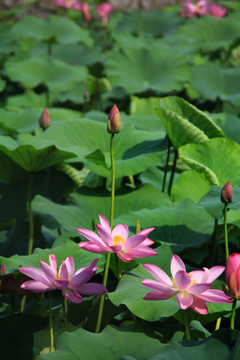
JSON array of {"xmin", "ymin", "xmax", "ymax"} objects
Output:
[
  {"xmin": 117, "ymin": 8, "xmax": 183, "ymax": 36},
  {"xmin": 179, "ymin": 138, "xmax": 240, "ymax": 187},
  {"xmin": 0, "ymin": 240, "xmax": 104, "ymax": 272},
  {"xmin": 190, "ymin": 63, "xmax": 240, "ymax": 102},
  {"xmin": 10, "ymin": 15, "xmax": 93, "ymax": 46},
  {"xmin": 32, "ymin": 185, "xmax": 171, "ymax": 236},
  {"xmin": 155, "ymin": 96, "xmax": 224, "ymax": 149},
  {"xmin": 199, "ymin": 186, "xmax": 240, "ymax": 219},
  {"xmin": 0, "ymin": 107, "xmax": 82, "ymax": 134},
  {"xmin": 115, "ymin": 199, "xmax": 214, "ymax": 251},
  {"xmin": 40, "ymin": 118, "xmax": 166, "ymax": 178},
  {"xmin": 37, "ymin": 324, "xmax": 165, "ymax": 360},
  {"xmin": 178, "ymin": 14, "xmax": 240, "ymax": 52},
  {"xmin": 148, "ymin": 330, "xmax": 239, "ymax": 360},
  {"xmin": 139, "ymin": 166, "xmax": 164, "ymax": 191},
  {"xmin": 0, "ymin": 133, "xmax": 76, "ymax": 172},
  {"xmin": 4, "ymin": 55, "xmax": 88, "ymax": 91},
  {"xmin": 172, "ymin": 170, "xmax": 211, "ymax": 203},
  {"xmin": 109, "ymin": 246, "xmax": 179, "ymax": 321},
  {"xmin": 105, "ymin": 44, "xmax": 190, "ymax": 95},
  {"xmin": 212, "ymin": 113, "xmax": 240, "ymax": 144}
]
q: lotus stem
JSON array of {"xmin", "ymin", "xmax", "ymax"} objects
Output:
[
  {"xmin": 49, "ymin": 292, "xmax": 54, "ymax": 353},
  {"xmin": 167, "ymin": 149, "xmax": 178, "ymax": 196},
  {"xmin": 224, "ymin": 204, "xmax": 229, "ymax": 261},
  {"xmin": 183, "ymin": 310, "xmax": 190, "ymax": 340},
  {"xmin": 27, "ymin": 172, "xmax": 34, "ymax": 256},
  {"xmin": 62, "ymin": 297, "xmax": 68, "ymax": 331},
  {"xmin": 162, "ymin": 138, "xmax": 171, "ymax": 193},
  {"xmin": 230, "ymin": 298, "xmax": 237, "ymax": 330}
]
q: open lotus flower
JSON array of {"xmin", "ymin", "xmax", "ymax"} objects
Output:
[
  {"xmin": 142, "ymin": 255, "xmax": 232, "ymax": 314},
  {"xmin": 208, "ymin": 3, "xmax": 227, "ymax": 17},
  {"xmin": 77, "ymin": 215, "xmax": 157, "ymax": 262},
  {"xmin": 180, "ymin": 0, "xmax": 209, "ymax": 18},
  {"xmin": 19, "ymin": 256, "xmax": 108, "ymax": 303}
]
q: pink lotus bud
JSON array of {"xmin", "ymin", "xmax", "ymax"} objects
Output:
[
  {"xmin": 96, "ymin": 2, "xmax": 113, "ymax": 23},
  {"xmin": 81, "ymin": 3, "xmax": 92, "ymax": 22},
  {"xmin": 39, "ymin": 108, "xmax": 51, "ymax": 130},
  {"xmin": 225, "ymin": 253, "xmax": 240, "ymax": 299},
  {"xmin": 0, "ymin": 263, "xmax": 6, "ymax": 276},
  {"xmin": 208, "ymin": 3, "xmax": 227, "ymax": 18},
  {"xmin": 107, "ymin": 104, "xmax": 122, "ymax": 134},
  {"xmin": 221, "ymin": 181, "xmax": 233, "ymax": 204}
]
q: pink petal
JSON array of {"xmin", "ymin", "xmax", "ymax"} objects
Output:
[
  {"xmin": 141, "ymin": 238, "xmax": 155, "ymax": 246},
  {"xmin": 70, "ymin": 270, "xmax": 95, "ymax": 289},
  {"xmin": 99, "ymin": 214, "xmax": 111, "ymax": 233},
  {"xmin": 78, "ymin": 242, "xmax": 108, "ymax": 253},
  {"xmin": 199, "ymin": 289, "xmax": 232, "ymax": 303},
  {"xmin": 96, "ymin": 224, "xmax": 113, "ymax": 246},
  {"xmin": 143, "ymin": 264, "xmax": 172, "ymax": 286},
  {"xmin": 62, "ymin": 289, "xmax": 83, "ymax": 303},
  {"xmin": 205, "ymin": 266, "xmax": 225, "ymax": 282},
  {"xmin": 142, "ymin": 279, "xmax": 175, "ymax": 293},
  {"xmin": 116, "ymin": 251, "xmax": 134, "ymax": 262},
  {"xmin": 124, "ymin": 227, "xmax": 155, "ymax": 250},
  {"xmin": 77, "ymin": 283, "xmax": 108, "ymax": 295},
  {"xmin": 49, "ymin": 255, "xmax": 57, "ymax": 274},
  {"xmin": 177, "ymin": 292, "xmax": 193, "ymax": 309},
  {"xmin": 174, "ymin": 270, "xmax": 191, "ymax": 290},
  {"xmin": 143, "ymin": 290, "xmax": 175, "ymax": 300},
  {"xmin": 19, "ymin": 267, "xmax": 51, "ymax": 286},
  {"xmin": 188, "ymin": 283, "xmax": 213, "ymax": 295},
  {"xmin": 53, "ymin": 279, "xmax": 69, "ymax": 289},
  {"xmin": 75, "ymin": 259, "xmax": 99, "ymax": 276},
  {"xmin": 40, "ymin": 260, "xmax": 56, "ymax": 281},
  {"xmin": 189, "ymin": 270, "xmax": 205, "ymax": 283},
  {"xmin": 64, "ymin": 256, "xmax": 75, "ymax": 277},
  {"xmin": 112, "ymin": 224, "xmax": 129, "ymax": 239},
  {"xmin": 191, "ymin": 296, "xmax": 208, "ymax": 315},
  {"xmin": 126, "ymin": 247, "xmax": 157, "ymax": 258},
  {"xmin": 21, "ymin": 280, "xmax": 53, "ymax": 292},
  {"xmin": 59, "ymin": 261, "xmax": 69, "ymax": 281},
  {"xmin": 77, "ymin": 228, "xmax": 106, "ymax": 247},
  {"xmin": 171, "ymin": 255, "xmax": 186, "ymax": 278}
]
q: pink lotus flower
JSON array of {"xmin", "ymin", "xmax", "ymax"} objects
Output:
[
  {"xmin": 77, "ymin": 215, "xmax": 157, "ymax": 262},
  {"xmin": 81, "ymin": 3, "xmax": 92, "ymax": 22},
  {"xmin": 180, "ymin": 0, "xmax": 209, "ymax": 18},
  {"xmin": 39, "ymin": 108, "xmax": 51, "ymax": 130},
  {"xmin": 96, "ymin": 2, "xmax": 113, "ymax": 23},
  {"xmin": 54, "ymin": 0, "xmax": 82, "ymax": 10},
  {"xmin": 225, "ymin": 253, "xmax": 240, "ymax": 299},
  {"xmin": 19, "ymin": 256, "xmax": 108, "ymax": 303},
  {"xmin": 221, "ymin": 181, "xmax": 233, "ymax": 204},
  {"xmin": 107, "ymin": 104, "xmax": 122, "ymax": 134},
  {"xmin": 208, "ymin": 3, "xmax": 227, "ymax": 18},
  {"xmin": 142, "ymin": 255, "xmax": 231, "ymax": 314}
]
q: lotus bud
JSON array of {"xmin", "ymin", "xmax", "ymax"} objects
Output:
[
  {"xmin": 0, "ymin": 263, "xmax": 6, "ymax": 276},
  {"xmin": 225, "ymin": 253, "xmax": 240, "ymax": 299},
  {"xmin": 107, "ymin": 104, "xmax": 122, "ymax": 134},
  {"xmin": 39, "ymin": 108, "xmax": 51, "ymax": 130},
  {"xmin": 221, "ymin": 181, "xmax": 233, "ymax": 204}
]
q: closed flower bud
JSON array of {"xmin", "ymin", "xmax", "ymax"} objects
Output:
[
  {"xmin": 225, "ymin": 253, "xmax": 240, "ymax": 299},
  {"xmin": 107, "ymin": 104, "xmax": 122, "ymax": 134},
  {"xmin": 39, "ymin": 108, "xmax": 51, "ymax": 130},
  {"xmin": 0, "ymin": 263, "xmax": 6, "ymax": 276},
  {"xmin": 221, "ymin": 181, "xmax": 233, "ymax": 204}
]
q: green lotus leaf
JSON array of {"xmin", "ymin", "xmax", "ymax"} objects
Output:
[
  {"xmin": 0, "ymin": 133, "xmax": 75, "ymax": 172},
  {"xmin": 115, "ymin": 199, "xmax": 214, "ymax": 251},
  {"xmin": 0, "ymin": 240, "xmax": 105, "ymax": 273},
  {"xmin": 178, "ymin": 14, "xmax": 240, "ymax": 52},
  {"xmin": 11, "ymin": 15, "xmax": 93, "ymax": 46},
  {"xmin": 105, "ymin": 43, "xmax": 190, "ymax": 95},
  {"xmin": 210, "ymin": 113, "xmax": 240, "ymax": 144},
  {"xmin": 40, "ymin": 118, "xmax": 166, "ymax": 178},
  {"xmin": 4, "ymin": 55, "xmax": 87, "ymax": 91},
  {"xmin": 190, "ymin": 63, "xmax": 240, "ymax": 102},
  {"xmin": 32, "ymin": 184, "xmax": 171, "ymax": 237},
  {"xmin": 37, "ymin": 324, "xmax": 165, "ymax": 360},
  {"xmin": 155, "ymin": 96, "xmax": 224, "ymax": 149},
  {"xmin": 179, "ymin": 138, "xmax": 240, "ymax": 186}
]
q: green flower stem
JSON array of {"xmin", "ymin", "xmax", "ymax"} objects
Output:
[
  {"xmin": 167, "ymin": 149, "xmax": 178, "ymax": 196},
  {"xmin": 224, "ymin": 204, "xmax": 229, "ymax": 261},
  {"xmin": 183, "ymin": 310, "xmax": 190, "ymax": 340},
  {"xmin": 62, "ymin": 297, "xmax": 68, "ymax": 331},
  {"xmin": 27, "ymin": 172, "xmax": 34, "ymax": 256},
  {"xmin": 95, "ymin": 251, "xmax": 111, "ymax": 333},
  {"xmin": 230, "ymin": 298, "xmax": 237, "ymax": 330},
  {"xmin": 162, "ymin": 139, "xmax": 171, "ymax": 193},
  {"xmin": 128, "ymin": 175, "xmax": 135, "ymax": 187},
  {"xmin": 95, "ymin": 134, "xmax": 116, "ymax": 333},
  {"xmin": 211, "ymin": 219, "xmax": 219, "ymax": 267},
  {"xmin": 49, "ymin": 292, "xmax": 54, "ymax": 353}
]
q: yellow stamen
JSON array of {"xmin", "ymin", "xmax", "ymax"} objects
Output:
[
  {"xmin": 56, "ymin": 273, "xmax": 62, "ymax": 280},
  {"xmin": 112, "ymin": 235, "xmax": 125, "ymax": 246}
]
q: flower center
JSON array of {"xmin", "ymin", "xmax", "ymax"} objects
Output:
[
  {"xmin": 56, "ymin": 273, "xmax": 62, "ymax": 280},
  {"xmin": 112, "ymin": 235, "xmax": 125, "ymax": 246}
]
